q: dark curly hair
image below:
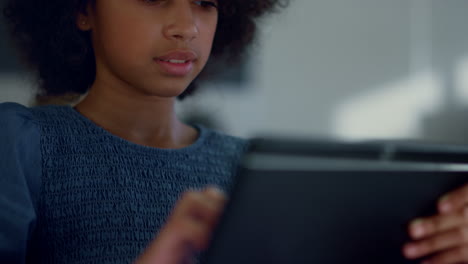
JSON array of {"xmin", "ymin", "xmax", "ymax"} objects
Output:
[{"xmin": 2, "ymin": 0, "xmax": 288, "ymax": 102}]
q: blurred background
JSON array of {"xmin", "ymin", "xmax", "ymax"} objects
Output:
[{"xmin": 2, "ymin": 0, "xmax": 468, "ymax": 143}]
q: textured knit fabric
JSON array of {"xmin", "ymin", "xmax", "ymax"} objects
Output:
[{"xmin": 0, "ymin": 102, "xmax": 249, "ymax": 264}]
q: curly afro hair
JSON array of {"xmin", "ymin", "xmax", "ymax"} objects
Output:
[{"xmin": 2, "ymin": 0, "xmax": 288, "ymax": 102}]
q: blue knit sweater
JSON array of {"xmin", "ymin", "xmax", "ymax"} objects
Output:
[{"xmin": 0, "ymin": 102, "xmax": 249, "ymax": 264}]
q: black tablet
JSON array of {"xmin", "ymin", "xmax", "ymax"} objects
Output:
[{"xmin": 203, "ymin": 138, "xmax": 468, "ymax": 264}]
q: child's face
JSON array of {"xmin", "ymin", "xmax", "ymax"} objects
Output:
[{"xmin": 79, "ymin": 0, "xmax": 218, "ymax": 98}]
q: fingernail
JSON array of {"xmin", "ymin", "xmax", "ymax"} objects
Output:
[
  {"xmin": 207, "ymin": 186, "xmax": 226, "ymax": 197},
  {"xmin": 412, "ymin": 225, "xmax": 425, "ymax": 238},
  {"xmin": 439, "ymin": 201, "xmax": 452, "ymax": 213},
  {"xmin": 410, "ymin": 219, "xmax": 425, "ymax": 238},
  {"xmin": 404, "ymin": 245, "xmax": 419, "ymax": 257},
  {"xmin": 439, "ymin": 195, "xmax": 452, "ymax": 213}
]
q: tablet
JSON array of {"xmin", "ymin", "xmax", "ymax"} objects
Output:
[{"xmin": 203, "ymin": 138, "xmax": 468, "ymax": 264}]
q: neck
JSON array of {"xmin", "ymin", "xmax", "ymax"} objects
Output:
[{"xmin": 74, "ymin": 83, "xmax": 198, "ymax": 149}]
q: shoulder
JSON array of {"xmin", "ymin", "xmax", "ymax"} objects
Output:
[
  {"xmin": 0, "ymin": 102, "xmax": 34, "ymax": 121},
  {"xmin": 0, "ymin": 102, "xmax": 41, "ymax": 177},
  {"xmin": 0, "ymin": 102, "xmax": 38, "ymax": 139},
  {"xmin": 0, "ymin": 102, "xmax": 42, "ymax": 205},
  {"xmin": 198, "ymin": 126, "xmax": 250, "ymax": 159},
  {"xmin": 210, "ymin": 130, "xmax": 250, "ymax": 150},
  {"xmin": 0, "ymin": 104, "xmax": 42, "ymax": 258},
  {"xmin": 0, "ymin": 102, "xmax": 41, "ymax": 158}
]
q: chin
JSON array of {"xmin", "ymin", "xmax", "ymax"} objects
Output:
[
  {"xmin": 140, "ymin": 86, "xmax": 189, "ymax": 98},
  {"xmin": 134, "ymin": 78, "xmax": 190, "ymax": 97}
]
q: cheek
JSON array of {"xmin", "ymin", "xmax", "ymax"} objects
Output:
[
  {"xmin": 95, "ymin": 16, "xmax": 157, "ymax": 65},
  {"xmin": 198, "ymin": 17, "xmax": 218, "ymax": 57},
  {"xmin": 206, "ymin": 16, "xmax": 218, "ymax": 45}
]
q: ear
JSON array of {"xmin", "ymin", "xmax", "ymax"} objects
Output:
[
  {"xmin": 76, "ymin": 3, "xmax": 93, "ymax": 31},
  {"xmin": 77, "ymin": 14, "xmax": 91, "ymax": 31}
]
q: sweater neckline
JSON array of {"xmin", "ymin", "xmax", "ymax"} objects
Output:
[{"xmin": 64, "ymin": 105, "xmax": 208, "ymax": 153}]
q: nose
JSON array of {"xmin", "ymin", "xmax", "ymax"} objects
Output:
[{"xmin": 163, "ymin": 3, "xmax": 199, "ymax": 42}]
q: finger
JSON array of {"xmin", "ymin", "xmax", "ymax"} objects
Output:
[
  {"xmin": 409, "ymin": 210, "xmax": 468, "ymax": 240},
  {"xmin": 439, "ymin": 184, "xmax": 468, "ymax": 214},
  {"xmin": 137, "ymin": 216, "xmax": 208, "ymax": 264},
  {"xmin": 169, "ymin": 189, "xmax": 226, "ymax": 246},
  {"xmin": 201, "ymin": 186, "xmax": 228, "ymax": 222},
  {"xmin": 203, "ymin": 186, "xmax": 228, "ymax": 204},
  {"xmin": 421, "ymin": 245, "xmax": 468, "ymax": 264},
  {"xmin": 178, "ymin": 189, "xmax": 226, "ymax": 227},
  {"xmin": 170, "ymin": 213, "xmax": 212, "ymax": 251},
  {"xmin": 135, "ymin": 189, "xmax": 227, "ymax": 264},
  {"xmin": 403, "ymin": 226, "xmax": 468, "ymax": 259}
]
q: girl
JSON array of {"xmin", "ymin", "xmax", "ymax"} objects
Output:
[
  {"xmin": 3, "ymin": 1, "xmax": 468, "ymax": 263},
  {"xmin": 0, "ymin": 0, "xmax": 286, "ymax": 263}
]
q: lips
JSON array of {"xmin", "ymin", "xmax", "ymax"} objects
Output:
[
  {"xmin": 155, "ymin": 50, "xmax": 197, "ymax": 76},
  {"xmin": 156, "ymin": 50, "xmax": 197, "ymax": 63}
]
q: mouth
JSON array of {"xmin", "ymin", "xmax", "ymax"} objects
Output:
[
  {"xmin": 157, "ymin": 50, "xmax": 197, "ymax": 62},
  {"xmin": 156, "ymin": 59, "xmax": 192, "ymax": 65},
  {"xmin": 154, "ymin": 58, "xmax": 194, "ymax": 76},
  {"xmin": 154, "ymin": 50, "xmax": 197, "ymax": 76}
]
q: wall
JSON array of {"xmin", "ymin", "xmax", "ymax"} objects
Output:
[{"xmin": 2, "ymin": 0, "xmax": 468, "ymax": 143}]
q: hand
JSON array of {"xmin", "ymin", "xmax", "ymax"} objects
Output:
[
  {"xmin": 134, "ymin": 186, "xmax": 227, "ymax": 264},
  {"xmin": 403, "ymin": 184, "xmax": 468, "ymax": 264}
]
